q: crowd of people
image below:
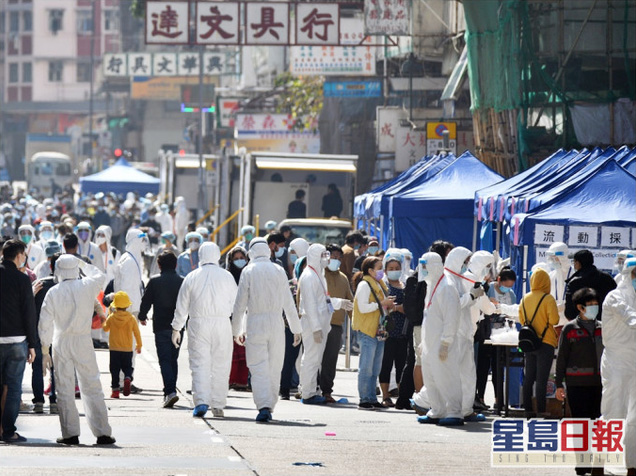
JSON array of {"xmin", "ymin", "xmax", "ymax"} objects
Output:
[{"xmin": 0, "ymin": 186, "xmax": 634, "ymax": 476}]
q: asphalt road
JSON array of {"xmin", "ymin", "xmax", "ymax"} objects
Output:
[{"xmin": 2, "ymin": 323, "xmax": 628, "ymax": 476}]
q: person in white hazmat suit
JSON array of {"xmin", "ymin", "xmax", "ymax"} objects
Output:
[
  {"xmin": 232, "ymin": 238, "xmax": 303, "ymax": 422},
  {"xmin": 76, "ymin": 221, "xmax": 102, "ymax": 263},
  {"xmin": 155, "ymin": 203, "xmax": 174, "ymax": 233},
  {"xmin": 94, "ymin": 225, "xmax": 121, "ymax": 285},
  {"xmin": 613, "ymin": 249, "xmax": 635, "ymax": 286},
  {"xmin": 443, "ymin": 247, "xmax": 487, "ymax": 423},
  {"xmin": 297, "ymin": 244, "xmax": 354, "ymax": 404},
  {"xmin": 38, "ymin": 255, "xmax": 115, "ymax": 445},
  {"xmin": 174, "ymin": 197, "xmax": 190, "ymax": 251},
  {"xmin": 415, "ymin": 252, "xmax": 464, "ymax": 425},
  {"xmin": 171, "ymin": 242, "xmax": 237, "ymax": 418},
  {"xmin": 600, "ymin": 257, "xmax": 636, "ymax": 474},
  {"xmin": 18, "ymin": 224, "xmax": 45, "ymax": 270},
  {"xmin": 546, "ymin": 242, "xmax": 573, "ymax": 326}
]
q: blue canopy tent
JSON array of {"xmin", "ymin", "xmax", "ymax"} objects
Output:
[
  {"xmin": 80, "ymin": 158, "xmax": 160, "ymax": 195},
  {"xmin": 506, "ymin": 160, "xmax": 636, "ymax": 297},
  {"xmin": 390, "ymin": 151, "xmax": 503, "ymax": 260}
]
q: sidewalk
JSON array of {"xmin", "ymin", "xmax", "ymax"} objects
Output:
[{"xmin": 1, "ymin": 322, "xmax": 625, "ymax": 476}]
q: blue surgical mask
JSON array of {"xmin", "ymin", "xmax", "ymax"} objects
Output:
[
  {"xmin": 632, "ymin": 278, "xmax": 636, "ymax": 291},
  {"xmin": 327, "ymin": 259, "xmax": 341, "ymax": 272},
  {"xmin": 368, "ymin": 246, "xmax": 379, "ymax": 255},
  {"xmin": 290, "ymin": 253, "xmax": 298, "ymax": 264},
  {"xmin": 583, "ymin": 304, "xmax": 599, "ymax": 320},
  {"xmin": 460, "ymin": 264, "xmax": 468, "ymax": 274},
  {"xmin": 499, "ymin": 285, "xmax": 512, "ymax": 293},
  {"xmin": 275, "ymin": 246, "xmax": 285, "ymax": 258},
  {"xmin": 233, "ymin": 259, "xmax": 247, "ymax": 269},
  {"xmin": 387, "ymin": 270, "xmax": 402, "ymax": 281},
  {"xmin": 354, "ymin": 244, "xmax": 361, "ymax": 251},
  {"xmin": 40, "ymin": 230, "xmax": 54, "ymax": 241}
]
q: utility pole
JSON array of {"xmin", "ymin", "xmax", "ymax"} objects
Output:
[
  {"xmin": 197, "ymin": 45, "xmax": 205, "ymax": 219},
  {"xmin": 88, "ymin": 0, "xmax": 96, "ymax": 169}
]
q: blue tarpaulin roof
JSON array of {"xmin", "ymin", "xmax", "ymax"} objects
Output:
[
  {"xmin": 389, "ymin": 151, "xmax": 503, "ymax": 258},
  {"xmin": 79, "ymin": 158, "xmax": 160, "ymax": 195}
]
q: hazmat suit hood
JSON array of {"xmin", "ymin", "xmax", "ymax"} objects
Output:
[
  {"xmin": 96, "ymin": 225, "xmax": 113, "ymax": 244},
  {"xmin": 199, "ymin": 242, "xmax": 221, "ymax": 265},
  {"xmin": 55, "ymin": 254, "xmax": 80, "ymax": 281},
  {"xmin": 18, "ymin": 224, "xmax": 35, "ymax": 235},
  {"xmin": 76, "ymin": 221, "xmax": 92, "ymax": 238},
  {"xmin": 420, "ymin": 252, "xmax": 443, "ymax": 286},
  {"xmin": 445, "ymin": 246, "xmax": 472, "ymax": 275},
  {"xmin": 547, "ymin": 242, "xmax": 570, "ymax": 274},
  {"xmin": 248, "ymin": 238, "xmax": 270, "ymax": 261},
  {"xmin": 306, "ymin": 243, "xmax": 326, "ymax": 270},
  {"xmin": 468, "ymin": 251, "xmax": 495, "ymax": 281},
  {"xmin": 618, "ymin": 258, "xmax": 636, "ymax": 292},
  {"xmin": 290, "ymin": 238, "xmax": 309, "ymax": 258},
  {"xmin": 530, "ymin": 268, "xmax": 551, "ymax": 294},
  {"xmin": 125, "ymin": 228, "xmax": 147, "ymax": 258}
]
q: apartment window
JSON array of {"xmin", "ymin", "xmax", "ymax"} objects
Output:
[
  {"xmin": 9, "ymin": 63, "xmax": 19, "ymax": 83},
  {"xmin": 77, "ymin": 63, "xmax": 91, "ymax": 82},
  {"xmin": 49, "ymin": 9, "xmax": 64, "ymax": 34},
  {"xmin": 104, "ymin": 10, "xmax": 119, "ymax": 31},
  {"xmin": 23, "ymin": 11, "xmax": 32, "ymax": 32},
  {"xmin": 10, "ymin": 11, "xmax": 19, "ymax": 32},
  {"xmin": 22, "ymin": 62, "xmax": 32, "ymax": 83},
  {"xmin": 49, "ymin": 61, "xmax": 63, "ymax": 82},
  {"xmin": 77, "ymin": 10, "xmax": 93, "ymax": 35}
]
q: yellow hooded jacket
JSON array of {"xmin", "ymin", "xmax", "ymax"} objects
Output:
[
  {"xmin": 103, "ymin": 309, "xmax": 142, "ymax": 352},
  {"xmin": 519, "ymin": 268, "xmax": 560, "ymax": 348}
]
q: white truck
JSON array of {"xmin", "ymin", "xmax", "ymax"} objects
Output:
[{"xmin": 25, "ymin": 134, "xmax": 75, "ymax": 195}]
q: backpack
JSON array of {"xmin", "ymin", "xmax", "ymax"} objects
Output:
[{"xmin": 518, "ymin": 294, "xmax": 549, "ymax": 352}]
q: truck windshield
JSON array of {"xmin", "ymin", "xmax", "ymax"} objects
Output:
[{"xmin": 288, "ymin": 225, "xmax": 348, "ymax": 246}]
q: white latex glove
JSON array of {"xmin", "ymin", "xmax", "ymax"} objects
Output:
[
  {"xmin": 438, "ymin": 342, "xmax": 450, "ymax": 362},
  {"xmin": 171, "ymin": 329, "xmax": 182, "ymax": 348},
  {"xmin": 470, "ymin": 285, "xmax": 485, "ymax": 299},
  {"xmin": 293, "ymin": 333, "xmax": 302, "ymax": 347},
  {"xmin": 234, "ymin": 334, "xmax": 246, "ymax": 346},
  {"xmin": 341, "ymin": 300, "xmax": 354, "ymax": 312},
  {"xmin": 313, "ymin": 330, "xmax": 323, "ymax": 344},
  {"xmin": 41, "ymin": 348, "xmax": 52, "ymax": 377}
]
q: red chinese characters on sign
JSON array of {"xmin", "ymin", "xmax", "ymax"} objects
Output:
[
  {"xmin": 146, "ymin": 2, "xmax": 189, "ymax": 44},
  {"xmin": 262, "ymin": 115, "xmax": 276, "ymax": 130},
  {"xmin": 246, "ymin": 3, "xmax": 289, "ymax": 45},
  {"xmin": 296, "ymin": 3, "xmax": 339, "ymax": 45},
  {"xmin": 241, "ymin": 115, "xmax": 256, "ymax": 130},
  {"xmin": 380, "ymin": 123, "xmax": 394, "ymax": 138},
  {"xmin": 196, "ymin": 2, "xmax": 239, "ymax": 45}
]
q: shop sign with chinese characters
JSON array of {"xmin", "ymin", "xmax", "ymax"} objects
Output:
[
  {"xmin": 395, "ymin": 127, "xmax": 426, "ymax": 171},
  {"xmin": 103, "ymin": 52, "xmax": 229, "ymax": 77},
  {"xmin": 364, "ymin": 0, "xmax": 410, "ymax": 36},
  {"xmin": 146, "ymin": 1, "xmax": 342, "ymax": 46}
]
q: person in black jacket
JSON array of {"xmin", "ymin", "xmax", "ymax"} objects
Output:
[
  {"xmin": 138, "ymin": 250, "xmax": 184, "ymax": 408},
  {"xmin": 0, "ymin": 239, "xmax": 37, "ymax": 443},
  {"xmin": 565, "ymin": 250, "xmax": 617, "ymax": 321}
]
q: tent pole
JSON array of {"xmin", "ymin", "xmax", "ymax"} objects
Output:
[
  {"xmin": 522, "ymin": 245, "xmax": 529, "ymax": 296},
  {"xmin": 495, "ymin": 222, "xmax": 501, "ymax": 254},
  {"xmin": 472, "ymin": 216, "xmax": 478, "ymax": 252},
  {"xmin": 379, "ymin": 215, "xmax": 384, "ymax": 249}
]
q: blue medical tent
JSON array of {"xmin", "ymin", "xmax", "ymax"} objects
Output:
[{"xmin": 80, "ymin": 158, "xmax": 160, "ymax": 195}]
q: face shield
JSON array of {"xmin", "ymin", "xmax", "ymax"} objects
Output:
[{"xmin": 320, "ymin": 250, "xmax": 331, "ymax": 268}]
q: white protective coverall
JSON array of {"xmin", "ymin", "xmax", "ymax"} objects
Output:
[
  {"xmin": 298, "ymin": 244, "xmax": 349, "ymax": 399},
  {"xmin": 465, "ymin": 251, "xmax": 498, "ymax": 336},
  {"xmin": 418, "ymin": 252, "xmax": 463, "ymax": 419},
  {"xmin": 18, "ymin": 224, "xmax": 45, "ymax": 269},
  {"xmin": 232, "ymin": 239, "xmax": 302, "ymax": 411},
  {"xmin": 174, "ymin": 197, "xmax": 189, "ymax": 251},
  {"xmin": 38, "ymin": 256, "xmax": 112, "ymax": 439},
  {"xmin": 290, "ymin": 238, "xmax": 309, "ymax": 259},
  {"xmin": 37, "ymin": 220, "xmax": 55, "ymax": 249},
  {"xmin": 76, "ymin": 221, "xmax": 102, "ymax": 264},
  {"xmin": 614, "ymin": 249, "xmax": 636, "ymax": 286},
  {"xmin": 156, "ymin": 204, "xmax": 174, "ymax": 233},
  {"xmin": 445, "ymin": 246, "xmax": 482, "ymax": 417},
  {"xmin": 600, "ymin": 258, "xmax": 636, "ymax": 469},
  {"xmin": 172, "ymin": 242, "xmax": 237, "ymax": 409},
  {"xmin": 95, "ymin": 225, "xmax": 121, "ymax": 286},
  {"xmin": 546, "ymin": 242, "xmax": 573, "ymax": 326},
  {"xmin": 114, "ymin": 228, "xmax": 147, "ymax": 315}
]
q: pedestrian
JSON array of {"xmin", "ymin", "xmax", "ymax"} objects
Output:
[
  {"xmin": 352, "ymin": 256, "xmax": 395, "ymax": 410},
  {"xmin": 150, "ymin": 231, "xmax": 179, "ymax": 276},
  {"xmin": 75, "ymin": 221, "xmax": 101, "ymax": 263},
  {"xmin": 353, "ymin": 238, "xmax": 379, "ymax": 273},
  {"xmin": 139, "ymin": 250, "xmax": 184, "ymax": 407},
  {"xmin": 298, "ymin": 244, "xmax": 353, "ymax": 405},
  {"xmin": 103, "ymin": 291, "xmax": 142, "ymax": 399},
  {"xmin": 0, "ymin": 239, "xmax": 37, "ymax": 443},
  {"xmin": 267, "ymin": 232, "xmax": 287, "ymax": 266},
  {"xmin": 565, "ymin": 249, "xmax": 617, "ymax": 321},
  {"xmin": 39, "ymin": 255, "xmax": 115, "ymax": 445},
  {"xmin": 33, "ymin": 240, "xmax": 62, "ymax": 279},
  {"xmin": 18, "ymin": 224, "xmax": 45, "ymax": 270},
  {"xmin": 379, "ymin": 251, "xmax": 409, "ymax": 408},
  {"xmin": 341, "ymin": 231, "xmax": 365, "ymax": 282},
  {"xmin": 172, "ymin": 242, "xmax": 237, "ymax": 419},
  {"xmin": 288, "ymin": 237, "xmax": 309, "ymax": 278},
  {"xmin": 225, "ymin": 246, "xmax": 250, "ymax": 391},
  {"xmin": 232, "ymin": 238, "xmax": 302, "ymax": 422},
  {"xmin": 237, "ymin": 225, "xmax": 255, "ymax": 250},
  {"xmin": 600, "ymin": 258, "xmax": 636, "ymax": 475},
  {"xmin": 546, "ymin": 242, "xmax": 573, "ymax": 325},
  {"xmin": 174, "ymin": 197, "xmax": 190, "ymax": 252},
  {"xmin": 176, "ymin": 231, "xmax": 203, "ymax": 277},
  {"xmin": 287, "ymin": 189, "xmax": 307, "ymax": 219},
  {"xmin": 94, "ymin": 225, "xmax": 121, "ymax": 284},
  {"xmin": 320, "ymin": 244, "xmax": 353, "ymax": 403},
  {"xmin": 519, "ymin": 267, "xmax": 560, "ymax": 418},
  {"xmin": 415, "ymin": 252, "xmax": 463, "ymax": 425},
  {"xmin": 612, "ymin": 249, "xmax": 635, "ymax": 286},
  {"xmin": 321, "ymin": 183, "xmax": 343, "ymax": 218}
]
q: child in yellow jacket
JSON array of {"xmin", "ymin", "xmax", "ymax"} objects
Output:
[{"xmin": 103, "ymin": 291, "xmax": 142, "ymax": 398}]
